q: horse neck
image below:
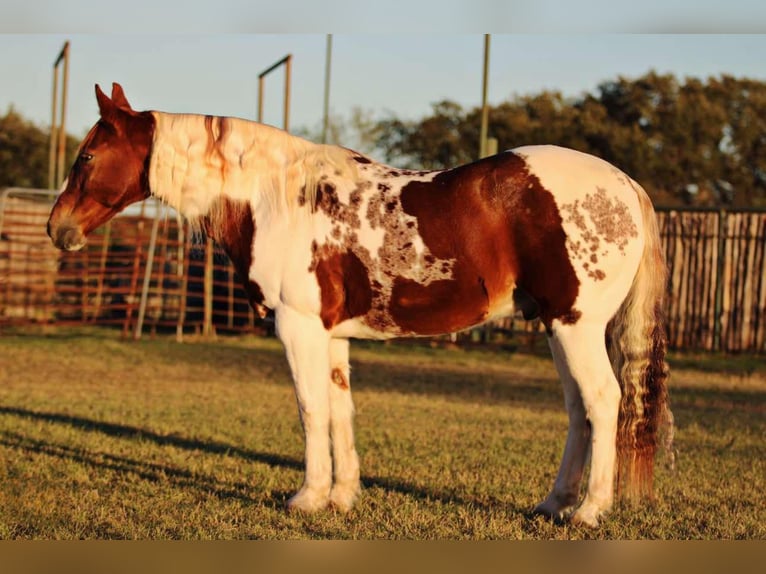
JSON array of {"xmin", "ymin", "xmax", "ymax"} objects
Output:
[{"xmin": 147, "ymin": 111, "xmax": 317, "ymax": 221}]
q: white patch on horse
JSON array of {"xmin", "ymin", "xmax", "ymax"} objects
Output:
[{"xmin": 514, "ymin": 145, "xmax": 644, "ymax": 292}]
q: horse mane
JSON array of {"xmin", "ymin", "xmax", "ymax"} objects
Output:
[
  {"xmin": 233, "ymin": 123, "xmax": 359, "ymax": 214},
  {"xmin": 149, "ymin": 112, "xmax": 360, "ymax": 230},
  {"xmin": 295, "ymin": 144, "xmax": 360, "ymax": 211}
]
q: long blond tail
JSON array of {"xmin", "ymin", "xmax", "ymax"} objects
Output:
[{"xmin": 607, "ymin": 182, "xmax": 674, "ymax": 501}]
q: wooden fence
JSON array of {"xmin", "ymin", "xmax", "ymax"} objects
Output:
[
  {"xmin": 1, "ymin": 189, "xmax": 765, "ymax": 352},
  {"xmin": 658, "ymin": 208, "xmax": 766, "ymax": 353}
]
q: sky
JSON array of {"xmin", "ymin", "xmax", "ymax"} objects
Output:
[{"xmin": 1, "ymin": 2, "xmax": 766, "ymax": 146}]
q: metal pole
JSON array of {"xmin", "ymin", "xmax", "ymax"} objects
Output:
[
  {"xmin": 175, "ymin": 212, "xmax": 187, "ymax": 343},
  {"xmin": 284, "ymin": 54, "xmax": 292, "ymax": 132},
  {"xmin": 203, "ymin": 236, "xmax": 214, "ymax": 338},
  {"xmin": 256, "ymin": 54, "xmax": 292, "ymax": 129},
  {"xmin": 56, "ymin": 41, "xmax": 70, "ymax": 187},
  {"xmin": 322, "ymin": 35, "xmax": 333, "ymax": 143},
  {"xmin": 257, "ymin": 76, "xmax": 264, "ymax": 123},
  {"xmin": 49, "ymin": 41, "xmax": 69, "ymax": 189},
  {"xmin": 134, "ymin": 200, "xmax": 162, "ymax": 340},
  {"xmin": 48, "ymin": 64, "xmax": 59, "ymax": 189},
  {"xmin": 479, "ymin": 34, "xmax": 490, "ymax": 159}
]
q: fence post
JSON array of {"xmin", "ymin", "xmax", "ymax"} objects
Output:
[
  {"xmin": 175, "ymin": 215, "xmax": 187, "ymax": 343},
  {"xmin": 203, "ymin": 236, "xmax": 214, "ymax": 338},
  {"xmin": 134, "ymin": 203, "xmax": 161, "ymax": 340},
  {"xmin": 94, "ymin": 222, "xmax": 111, "ymax": 320},
  {"xmin": 713, "ymin": 209, "xmax": 727, "ymax": 352}
]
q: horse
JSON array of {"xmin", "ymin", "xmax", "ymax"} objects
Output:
[{"xmin": 47, "ymin": 83, "xmax": 672, "ymax": 527}]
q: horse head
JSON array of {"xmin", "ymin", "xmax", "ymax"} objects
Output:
[{"xmin": 47, "ymin": 83, "xmax": 155, "ymax": 251}]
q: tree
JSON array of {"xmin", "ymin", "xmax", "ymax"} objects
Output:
[
  {"xmin": 362, "ymin": 72, "xmax": 766, "ymax": 207},
  {"xmin": 707, "ymin": 76, "xmax": 766, "ymax": 207},
  {"xmin": 0, "ymin": 106, "xmax": 79, "ymax": 189},
  {"xmin": 294, "ymin": 106, "xmax": 383, "ymax": 157}
]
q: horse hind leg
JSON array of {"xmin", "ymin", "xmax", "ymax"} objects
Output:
[
  {"xmin": 536, "ymin": 319, "xmax": 622, "ymax": 527},
  {"xmin": 533, "ymin": 333, "xmax": 591, "ymax": 520},
  {"xmin": 328, "ymin": 338, "xmax": 361, "ymax": 511}
]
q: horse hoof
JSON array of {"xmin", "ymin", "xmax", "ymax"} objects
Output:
[
  {"xmin": 532, "ymin": 494, "xmax": 577, "ymax": 522},
  {"xmin": 570, "ymin": 505, "xmax": 603, "ymax": 527},
  {"xmin": 329, "ymin": 482, "xmax": 361, "ymax": 512},
  {"xmin": 286, "ymin": 487, "xmax": 329, "ymax": 513}
]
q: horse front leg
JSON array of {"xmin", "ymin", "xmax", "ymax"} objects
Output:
[
  {"xmin": 328, "ymin": 338, "xmax": 361, "ymax": 511},
  {"xmin": 275, "ymin": 305, "xmax": 333, "ymax": 513}
]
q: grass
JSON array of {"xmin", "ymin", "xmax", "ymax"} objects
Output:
[{"xmin": 0, "ymin": 327, "xmax": 763, "ymax": 539}]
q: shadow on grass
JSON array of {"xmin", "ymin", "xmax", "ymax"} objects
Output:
[
  {"xmin": 352, "ymin": 359, "xmax": 562, "ymax": 411},
  {"xmin": 0, "ymin": 427, "xmax": 279, "ymax": 507},
  {"xmin": 0, "ymin": 405, "xmax": 529, "ymax": 517}
]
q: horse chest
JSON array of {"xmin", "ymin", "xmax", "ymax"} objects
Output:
[{"xmin": 248, "ymin": 217, "xmax": 321, "ymax": 313}]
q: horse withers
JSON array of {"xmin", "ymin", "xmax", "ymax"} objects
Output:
[{"xmin": 47, "ymin": 83, "xmax": 672, "ymax": 527}]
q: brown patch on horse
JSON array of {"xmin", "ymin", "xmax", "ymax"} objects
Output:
[
  {"xmin": 203, "ymin": 115, "xmax": 233, "ymax": 181},
  {"xmin": 201, "ymin": 197, "xmax": 267, "ymax": 316},
  {"xmin": 314, "ymin": 182, "xmax": 361, "ymax": 227},
  {"xmin": 331, "ymin": 368, "xmax": 349, "ymax": 390},
  {"xmin": 314, "ymin": 250, "xmax": 373, "ymax": 330},
  {"xmin": 397, "ymin": 152, "xmax": 580, "ymax": 333}
]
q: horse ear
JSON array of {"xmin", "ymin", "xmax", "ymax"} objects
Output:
[
  {"xmin": 111, "ymin": 82, "xmax": 133, "ymax": 111},
  {"xmin": 95, "ymin": 84, "xmax": 115, "ymax": 118}
]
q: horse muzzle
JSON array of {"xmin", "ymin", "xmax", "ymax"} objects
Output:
[{"xmin": 47, "ymin": 217, "xmax": 87, "ymax": 252}]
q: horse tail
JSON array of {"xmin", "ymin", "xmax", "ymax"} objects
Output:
[{"xmin": 607, "ymin": 180, "xmax": 673, "ymax": 501}]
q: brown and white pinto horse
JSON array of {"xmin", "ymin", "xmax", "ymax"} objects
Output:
[{"xmin": 48, "ymin": 84, "xmax": 672, "ymax": 527}]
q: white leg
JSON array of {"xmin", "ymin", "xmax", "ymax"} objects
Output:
[
  {"xmin": 542, "ymin": 320, "xmax": 622, "ymax": 527},
  {"xmin": 328, "ymin": 338, "xmax": 361, "ymax": 511},
  {"xmin": 275, "ymin": 305, "xmax": 332, "ymax": 513},
  {"xmin": 534, "ymin": 333, "xmax": 591, "ymax": 520}
]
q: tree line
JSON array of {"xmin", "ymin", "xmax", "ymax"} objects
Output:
[
  {"xmin": 0, "ymin": 106, "xmax": 79, "ymax": 190},
  {"xmin": 309, "ymin": 72, "xmax": 766, "ymax": 208},
  {"xmin": 3, "ymin": 71, "xmax": 765, "ymax": 207}
]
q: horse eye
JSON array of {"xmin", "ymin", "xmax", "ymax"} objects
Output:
[{"xmin": 80, "ymin": 153, "xmax": 94, "ymax": 162}]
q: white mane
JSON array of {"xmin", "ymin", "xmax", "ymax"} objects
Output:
[{"xmin": 147, "ymin": 111, "xmax": 358, "ymax": 224}]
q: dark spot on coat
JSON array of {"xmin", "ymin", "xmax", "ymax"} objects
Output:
[
  {"xmin": 331, "ymin": 367, "xmax": 349, "ymax": 390},
  {"xmin": 561, "ymin": 308, "xmax": 582, "ymax": 324}
]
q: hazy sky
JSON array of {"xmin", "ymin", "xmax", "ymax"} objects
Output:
[
  {"xmin": 2, "ymin": 0, "xmax": 766, "ymax": 144},
  {"xmin": 2, "ymin": 34, "xmax": 765, "ymax": 143}
]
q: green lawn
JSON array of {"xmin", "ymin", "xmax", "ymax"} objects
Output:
[{"xmin": 0, "ymin": 328, "xmax": 763, "ymax": 539}]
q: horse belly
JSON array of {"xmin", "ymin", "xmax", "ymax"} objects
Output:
[
  {"xmin": 330, "ymin": 292, "xmax": 507, "ymax": 340},
  {"xmin": 329, "ymin": 261, "xmax": 516, "ymax": 339}
]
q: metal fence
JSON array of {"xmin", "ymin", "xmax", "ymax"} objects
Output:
[
  {"xmin": 1, "ymin": 188, "xmax": 765, "ymax": 352},
  {"xmin": 0, "ymin": 188, "xmax": 268, "ymax": 340}
]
